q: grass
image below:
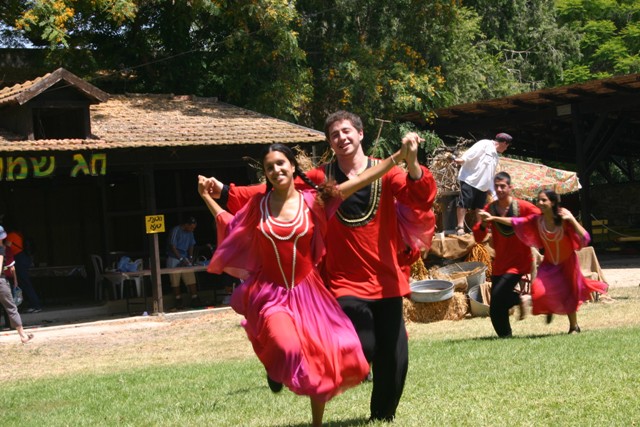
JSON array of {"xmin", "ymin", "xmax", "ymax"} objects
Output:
[{"xmin": 2, "ymin": 286, "xmax": 640, "ymax": 426}]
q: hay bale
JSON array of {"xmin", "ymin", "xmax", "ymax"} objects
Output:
[
  {"xmin": 410, "ymin": 257, "xmax": 429, "ymax": 282},
  {"xmin": 403, "ymin": 292, "xmax": 468, "ymax": 323}
]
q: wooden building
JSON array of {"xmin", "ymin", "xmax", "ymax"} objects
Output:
[{"xmin": 0, "ymin": 68, "xmax": 326, "ymax": 311}]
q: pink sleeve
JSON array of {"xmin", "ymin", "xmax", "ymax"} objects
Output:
[
  {"xmin": 396, "ymin": 201, "xmax": 435, "ymax": 253},
  {"xmin": 565, "ymin": 222, "xmax": 590, "ymax": 250},
  {"xmin": 208, "ymin": 195, "xmax": 262, "ymax": 279},
  {"xmin": 512, "ymin": 214, "xmax": 544, "ymax": 248}
]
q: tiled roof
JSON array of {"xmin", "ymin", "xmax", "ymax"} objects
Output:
[
  {"xmin": 0, "ymin": 93, "xmax": 325, "ymax": 152},
  {"xmin": 0, "ymin": 67, "xmax": 109, "ymax": 106}
]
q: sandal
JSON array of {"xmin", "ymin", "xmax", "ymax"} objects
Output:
[{"xmin": 455, "ymin": 226, "xmax": 465, "ymax": 236}]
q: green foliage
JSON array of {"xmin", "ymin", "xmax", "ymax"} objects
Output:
[
  {"xmin": 462, "ymin": 0, "xmax": 581, "ymax": 89},
  {"xmin": 557, "ymin": 0, "xmax": 640, "ymax": 83},
  {"xmin": 367, "ymin": 121, "xmax": 442, "ymax": 161}
]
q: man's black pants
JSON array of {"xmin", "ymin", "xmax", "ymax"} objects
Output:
[
  {"xmin": 489, "ymin": 273, "xmax": 522, "ymax": 337},
  {"xmin": 338, "ymin": 296, "xmax": 408, "ymax": 421}
]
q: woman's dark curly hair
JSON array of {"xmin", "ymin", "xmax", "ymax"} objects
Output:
[
  {"xmin": 261, "ymin": 144, "xmax": 339, "ymax": 204},
  {"xmin": 538, "ymin": 189, "xmax": 562, "ymax": 226}
]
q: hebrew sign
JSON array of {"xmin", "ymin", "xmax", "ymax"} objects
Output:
[{"xmin": 0, "ymin": 153, "xmax": 107, "ymax": 180}]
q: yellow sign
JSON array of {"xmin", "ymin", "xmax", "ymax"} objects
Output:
[{"xmin": 145, "ymin": 215, "xmax": 165, "ymax": 234}]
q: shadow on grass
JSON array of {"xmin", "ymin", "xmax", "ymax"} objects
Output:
[
  {"xmin": 441, "ymin": 331, "xmax": 573, "ymax": 343},
  {"xmin": 288, "ymin": 417, "xmax": 368, "ymax": 427}
]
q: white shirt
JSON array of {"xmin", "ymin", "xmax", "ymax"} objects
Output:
[{"xmin": 458, "ymin": 139, "xmax": 499, "ymax": 193}]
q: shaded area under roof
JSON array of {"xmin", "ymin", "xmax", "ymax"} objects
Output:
[
  {"xmin": 404, "ymin": 73, "xmax": 640, "ymax": 234},
  {"xmin": 405, "ymin": 73, "xmax": 640, "ymax": 165}
]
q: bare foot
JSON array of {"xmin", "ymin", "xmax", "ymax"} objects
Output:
[{"xmin": 21, "ymin": 333, "xmax": 34, "ymax": 344}]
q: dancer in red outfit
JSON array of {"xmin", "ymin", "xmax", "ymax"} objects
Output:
[
  {"xmin": 204, "ymin": 112, "xmax": 436, "ymax": 422},
  {"xmin": 473, "ymin": 172, "xmax": 540, "ymax": 337},
  {"xmin": 198, "ymin": 139, "xmax": 417, "ymax": 426},
  {"xmin": 480, "ymin": 189, "xmax": 608, "ymax": 333}
]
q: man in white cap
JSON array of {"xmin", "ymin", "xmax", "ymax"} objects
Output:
[{"xmin": 452, "ymin": 132, "xmax": 512, "ymax": 235}]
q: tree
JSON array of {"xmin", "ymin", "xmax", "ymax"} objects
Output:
[
  {"xmin": 463, "ymin": 0, "xmax": 581, "ymax": 89},
  {"xmin": 3, "ymin": 0, "xmax": 313, "ymax": 120},
  {"xmin": 557, "ymin": 0, "xmax": 640, "ymax": 82}
]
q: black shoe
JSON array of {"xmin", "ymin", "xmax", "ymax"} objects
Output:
[
  {"xmin": 267, "ymin": 375, "xmax": 283, "ymax": 393},
  {"xmin": 545, "ymin": 314, "xmax": 554, "ymax": 324},
  {"xmin": 174, "ymin": 298, "xmax": 183, "ymax": 310},
  {"xmin": 568, "ymin": 325, "xmax": 581, "ymax": 334},
  {"xmin": 191, "ymin": 296, "xmax": 202, "ymax": 308}
]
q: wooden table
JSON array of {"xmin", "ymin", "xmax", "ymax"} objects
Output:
[{"xmin": 29, "ymin": 265, "xmax": 87, "ymax": 278}]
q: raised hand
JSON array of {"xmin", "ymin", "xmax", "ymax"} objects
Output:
[
  {"xmin": 559, "ymin": 207, "xmax": 575, "ymax": 221},
  {"xmin": 200, "ymin": 176, "xmax": 224, "ymax": 198},
  {"xmin": 198, "ymin": 175, "xmax": 213, "ymax": 198},
  {"xmin": 401, "ymin": 132, "xmax": 424, "ymax": 179},
  {"xmin": 478, "ymin": 210, "xmax": 493, "ymax": 221}
]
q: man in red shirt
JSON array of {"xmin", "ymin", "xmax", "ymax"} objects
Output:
[
  {"xmin": 206, "ymin": 111, "xmax": 436, "ymax": 422},
  {"xmin": 473, "ymin": 172, "xmax": 540, "ymax": 338}
]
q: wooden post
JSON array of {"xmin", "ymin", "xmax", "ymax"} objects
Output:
[{"xmin": 143, "ymin": 164, "xmax": 164, "ymax": 314}]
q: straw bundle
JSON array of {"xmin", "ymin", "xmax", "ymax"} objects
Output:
[
  {"xmin": 427, "ymin": 138, "xmax": 474, "ymax": 198},
  {"xmin": 410, "ymin": 257, "xmax": 429, "ymax": 282},
  {"xmin": 465, "ymin": 244, "xmax": 493, "ymax": 279},
  {"xmin": 403, "ymin": 293, "xmax": 468, "ymax": 323}
]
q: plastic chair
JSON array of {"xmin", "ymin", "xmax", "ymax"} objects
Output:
[
  {"xmin": 90, "ymin": 254, "xmax": 109, "ymax": 301},
  {"xmin": 91, "ymin": 254, "xmax": 143, "ymax": 300}
]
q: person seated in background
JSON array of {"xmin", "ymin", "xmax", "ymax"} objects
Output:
[{"xmin": 166, "ymin": 217, "xmax": 201, "ymax": 310}]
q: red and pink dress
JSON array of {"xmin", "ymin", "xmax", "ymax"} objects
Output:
[
  {"xmin": 512, "ymin": 215, "xmax": 608, "ymax": 315},
  {"xmin": 208, "ymin": 190, "xmax": 369, "ymax": 402}
]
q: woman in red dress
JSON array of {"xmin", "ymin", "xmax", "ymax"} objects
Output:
[
  {"xmin": 480, "ymin": 189, "xmax": 608, "ymax": 334},
  {"xmin": 198, "ymin": 138, "xmax": 417, "ymax": 426}
]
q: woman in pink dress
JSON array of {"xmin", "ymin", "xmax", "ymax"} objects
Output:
[
  {"xmin": 479, "ymin": 189, "xmax": 608, "ymax": 334},
  {"xmin": 198, "ymin": 138, "xmax": 417, "ymax": 426}
]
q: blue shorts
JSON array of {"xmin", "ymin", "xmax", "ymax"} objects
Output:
[{"xmin": 457, "ymin": 181, "xmax": 488, "ymax": 210}]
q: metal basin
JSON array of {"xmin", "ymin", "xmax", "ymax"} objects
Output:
[
  {"xmin": 436, "ymin": 261, "xmax": 488, "ymax": 288},
  {"xmin": 468, "ymin": 285, "xmax": 490, "ymax": 317},
  {"xmin": 410, "ymin": 279, "xmax": 454, "ymax": 303}
]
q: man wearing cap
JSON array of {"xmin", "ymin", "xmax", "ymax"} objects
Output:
[
  {"xmin": 452, "ymin": 133, "xmax": 512, "ymax": 235},
  {"xmin": 166, "ymin": 217, "xmax": 200, "ymax": 310}
]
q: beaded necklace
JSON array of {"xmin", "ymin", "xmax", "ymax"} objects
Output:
[
  {"xmin": 537, "ymin": 216, "xmax": 563, "ymax": 265},
  {"xmin": 259, "ymin": 192, "xmax": 310, "ymax": 290}
]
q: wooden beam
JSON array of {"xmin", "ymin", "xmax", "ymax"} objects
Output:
[
  {"xmin": 585, "ymin": 117, "xmax": 627, "ymax": 176},
  {"xmin": 572, "ymin": 110, "xmax": 593, "ymax": 235}
]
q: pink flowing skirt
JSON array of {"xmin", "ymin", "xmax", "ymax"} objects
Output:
[
  {"xmin": 231, "ymin": 269, "xmax": 369, "ymax": 402},
  {"xmin": 531, "ymin": 257, "xmax": 608, "ymax": 315}
]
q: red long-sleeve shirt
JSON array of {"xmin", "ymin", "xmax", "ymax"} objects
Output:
[
  {"xmin": 226, "ymin": 160, "xmax": 437, "ymax": 299},
  {"xmin": 472, "ymin": 199, "xmax": 540, "ymax": 276}
]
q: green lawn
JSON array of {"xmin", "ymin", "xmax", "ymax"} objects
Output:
[{"xmin": 3, "ymin": 287, "xmax": 639, "ymax": 426}]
